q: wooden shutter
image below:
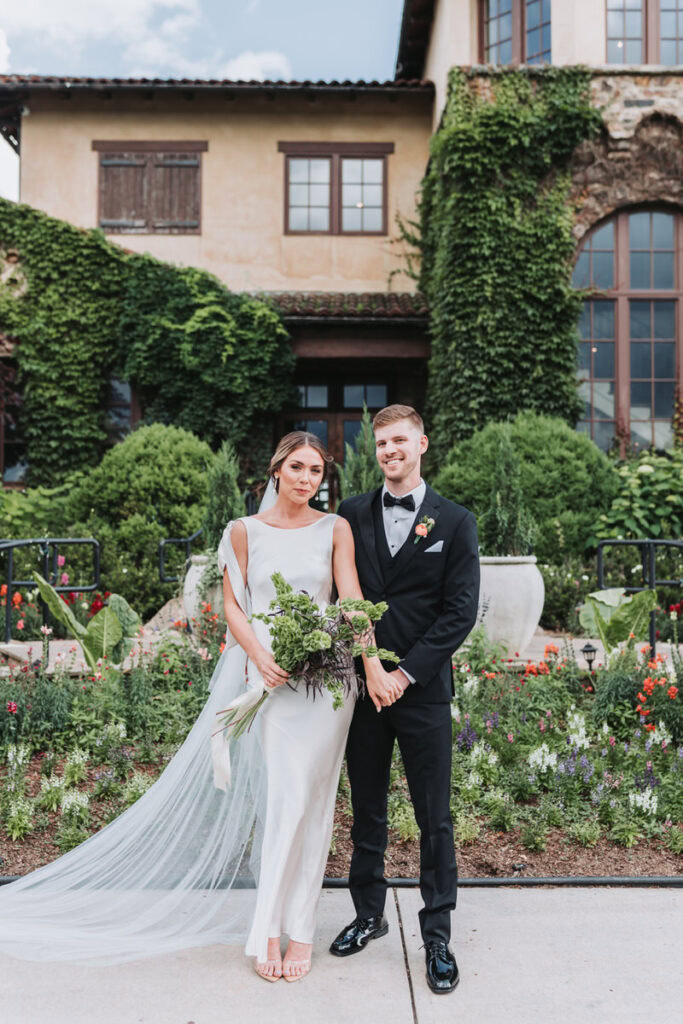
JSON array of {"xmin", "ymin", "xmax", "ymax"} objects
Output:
[
  {"xmin": 149, "ymin": 153, "xmax": 201, "ymax": 233},
  {"xmin": 99, "ymin": 152, "xmax": 148, "ymax": 232}
]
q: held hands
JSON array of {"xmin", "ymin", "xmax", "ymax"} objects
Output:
[
  {"xmin": 365, "ymin": 665, "xmax": 410, "ymax": 712},
  {"xmin": 254, "ymin": 648, "xmax": 290, "ymax": 690}
]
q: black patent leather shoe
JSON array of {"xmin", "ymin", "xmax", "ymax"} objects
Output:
[
  {"xmin": 424, "ymin": 940, "xmax": 460, "ymax": 993},
  {"xmin": 329, "ymin": 915, "xmax": 388, "ymax": 957}
]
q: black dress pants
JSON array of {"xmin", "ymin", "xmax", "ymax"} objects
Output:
[{"xmin": 346, "ymin": 695, "xmax": 457, "ymax": 943}]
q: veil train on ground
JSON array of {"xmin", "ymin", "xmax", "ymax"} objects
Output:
[{"xmin": 0, "ymin": 521, "xmax": 267, "ymax": 967}]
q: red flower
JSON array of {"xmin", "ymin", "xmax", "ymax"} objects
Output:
[
  {"xmin": 6, "ymin": 701, "xmax": 17, "ymax": 714},
  {"xmin": 668, "ymin": 686, "xmax": 678, "ymax": 700}
]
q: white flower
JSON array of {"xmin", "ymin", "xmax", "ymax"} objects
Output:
[
  {"xmin": 630, "ymin": 565, "xmax": 643, "ymax": 575},
  {"xmin": 471, "ymin": 741, "xmax": 498, "ymax": 767},
  {"xmin": 65, "ymin": 748, "xmax": 88, "ymax": 767},
  {"xmin": 652, "ymin": 721, "xmax": 672, "ymax": 746},
  {"xmin": 61, "ymin": 790, "xmax": 89, "ymax": 813},
  {"xmin": 40, "ymin": 625, "xmax": 53, "ymax": 636},
  {"xmin": 581, "ymin": 574, "xmax": 589, "ymax": 581},
  {"xmin": 528, "ymin": 743, "xmax": 557, "ymax": 773},
  {"xmin": 466, "ymin": 769, "xmax": 482, "ymax": 787},
  {"xmin": 463, "ymin": 674, "xmax": 479, "ymax": 694},
  {"xmin": 197, "ymin": 647, "xmax": 211, "ymax": 661},
  {"xmin": 451, "ymin": 704, "xmax": 461, "ymax": 722},
  {"xmin": 628, "ymin": 789, "xmax": 658, "ymax": 815},
  {"xmin": 567, "ymin": 710, "xmax": 591, "ymax": 750},
  {"xmin": 637, "ymin": 463, "xmax": 655, "ymax": 474},
  {"xmin": 40, "ymin": 773, "xmax": 63, "ymax": 793},
  {"xmin": 81, "ymin": 602, "xmax": 89, "ymax": 609},
  {"xmin": 121, "ymin": 568, "xmax": 128, "ymax": 574},
  {"xmin": 602, "ymin": 722, "xmax": 610, "ymax": 735}
]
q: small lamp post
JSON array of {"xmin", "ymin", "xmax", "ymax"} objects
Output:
[{"xmin": 581, "ymin": 642, "xmax": 597, "ymax": 673}]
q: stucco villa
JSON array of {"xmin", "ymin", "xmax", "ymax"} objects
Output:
[{"xmin": 0, "ymin": 0, "xmax": 682, "ymax": 493}]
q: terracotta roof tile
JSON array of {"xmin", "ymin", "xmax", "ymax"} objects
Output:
[
  {"xmin": 265, "ymin": 291, "xmax": 429, "ymax": 319},
  {"xmin": 0, "ymin": 75, "xmax": 433, "ymax": 93}
]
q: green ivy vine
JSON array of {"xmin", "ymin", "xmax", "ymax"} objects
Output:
[
  {"xmin": 0, "ymin": 200, "xmax": 296, "ymax": 485},
  {"xmin": 416, "ymin": 67, "xmax": 603, "ymax": 460}
]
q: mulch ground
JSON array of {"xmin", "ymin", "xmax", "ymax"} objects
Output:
[{"xmin": 1, "ymin": 752, "xmax": 681, "ymax": 879}]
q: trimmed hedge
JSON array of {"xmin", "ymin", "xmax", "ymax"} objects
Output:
[{"xmin": 434, "ymin": 412, "xmax": 619, "ymax": 563}]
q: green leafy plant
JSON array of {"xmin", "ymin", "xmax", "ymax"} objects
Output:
[
  {"xmin": 336, "ymin": 405, "xmax": 383, "ymax": 500},
  {"xmin": 434, "ymin": 413, "xmax": 619, "ymax": 563},
  {"xmin": 69, "ymin": 423, "xmax": 215, "ymax": 618},
  {"xmin": 63, "ymin": 748, "xmax": 89, "ymax": 787},
  {"xmin": 578, "ymin": 588, "xmax": 658, "ymax": 658},
  {"xmin": 0, "ymin": 199, "xmax": 296, "ymax": 485},
  {"xmin": 201, "ymin": 439, "xmax": 246, "ymax": 549},
  {"xmin": 477, "ymin": 427, "xmax": 537, "ymax": 556},
  {"xmin": 590, "ymin": 448, "xmax": 683, "ymax": 544},
  {"xmin": 3, "ymin": 796, "xmax": 35, "ymax": 841},
  {"xmin": 32, "ymin": 571, "xmax": 141, "ymax": 673},
  {"xmin": 410, "ymin": 68, "xmax": 602, "ymax": 461},
  {"xmin": 568, "ymin": 819, "xmax": 601, "ymax": 847}
]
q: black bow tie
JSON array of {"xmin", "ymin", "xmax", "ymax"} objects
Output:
[{"xmin": 383, "ymin": 492, "xmax": 415, "ymax": 512}]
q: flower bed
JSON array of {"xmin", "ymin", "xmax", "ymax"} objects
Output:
[{"xmin": 1, "ymin": 611, "xmax": 682, "ymax": 880}]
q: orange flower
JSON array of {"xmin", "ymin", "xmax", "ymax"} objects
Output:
[
  {"xmin": 637, "ymin": 692, "xmax": 647, "ymax": 703},
  {"xmin": 415, "ymin": 523, "xmax": 428, "ymax": 537},
  {"xmin": 12, "ymin": 592, "xmax": 22, "ymax": 606},
  {"xmin": 668, "ymin": 686, "xmax": 678, "ymax": 700},
  {"xmin": 640, "ymin": 707, "xmax": 651, "ymax": 715},
  {"xmin": 0, "ymin": 584, "xmax": 6, "ymax": 597},
  {"xmin": 544, "ymin": 643, "xmax": 559, "ymax": 658},
  {"xmin": 644, "ymin": 723, "xmax": 656, "ymax": 731}
]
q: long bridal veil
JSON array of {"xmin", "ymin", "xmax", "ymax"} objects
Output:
[{"xmin": 0, "ymin": 520, "xmax": 268, "ymax": 966}]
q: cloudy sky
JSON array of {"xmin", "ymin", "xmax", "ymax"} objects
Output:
[{"xmin": 0, "ymin": 0, "xmax": 405, "ymax": 199}]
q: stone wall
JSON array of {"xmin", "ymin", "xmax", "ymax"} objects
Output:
[{"xmin": 569, "ymin": 70, "xmax": 683, "ymax": 240}]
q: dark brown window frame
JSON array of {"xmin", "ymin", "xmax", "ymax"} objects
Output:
[
  {"xmin": 605, "ymin": 0, "xmax": 681, "ymax": 64},
  {"xmin": 575, "ymin": 205, "xmax": 683, "ymax": 452},
  {"xmin": 478, "ymin": 0, "xmax": 551, "ymax": 65},
  {"xmin": 278, "ymin": 141, "xmax": 394, "ymax": 236},
  {"xmin": 92, "ymin": 140, "xmax": 208, "ymax": 235}
]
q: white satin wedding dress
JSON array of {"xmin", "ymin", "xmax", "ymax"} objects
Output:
[{"xmin": 0, "ymin": 511, "xmax": 355, "ymax": 967}]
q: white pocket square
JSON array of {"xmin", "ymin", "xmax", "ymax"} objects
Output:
[{"xmin": 424, "ymin": 540, "xmax": 443, "ymax": 553}]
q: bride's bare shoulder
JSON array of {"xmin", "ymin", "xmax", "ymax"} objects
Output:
[{"xmin": 229, "ymin": 518, "xmax": 247, "ymax": 552}]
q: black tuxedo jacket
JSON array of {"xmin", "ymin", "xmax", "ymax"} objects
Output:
[{"xmin": 337, "ymin": 484, "xmax": 480, "ymax": 705}]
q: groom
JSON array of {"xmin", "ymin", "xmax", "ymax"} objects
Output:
[{"xmin": 331, "ymin": 404, "xmax": 480, "ymax": 994}]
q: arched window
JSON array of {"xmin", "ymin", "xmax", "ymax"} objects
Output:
[{"xmin": 573, "ymin": 207, "xmax": 682, "ymax": 451}]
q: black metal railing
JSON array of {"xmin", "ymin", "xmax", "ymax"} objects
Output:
[
  {"xmin": 158, "ymin": 528, "xmax": 204, "ymax": 584},
  {"xmin": 596, "ymin": 538, "xmax": 683, "ymax": 656},
  {"xmin": 158, "ymin": 490, "xmax": 259, "ymax": 584},
  {"xmin": 0, "ymin": 537, "xmax": 101, "ymax": 644}
]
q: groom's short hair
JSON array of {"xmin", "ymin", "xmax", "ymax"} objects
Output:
[{"xmin": 372, "ymin": 404, "xmax": 424, "ymax": 435}]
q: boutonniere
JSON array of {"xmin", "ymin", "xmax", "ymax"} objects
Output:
[{"xmin": 414, "ymin": 516, "xmax": 435, "ymax": 545}]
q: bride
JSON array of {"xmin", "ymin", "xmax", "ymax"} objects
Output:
[{"xmin": 0, "ymin": 431, "xmax": 402, "ymax": 980}]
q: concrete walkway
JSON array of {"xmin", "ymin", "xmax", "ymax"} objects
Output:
[{"xmin": 1, "ymin": 886, "xmax": 680, "ymax": 1024}]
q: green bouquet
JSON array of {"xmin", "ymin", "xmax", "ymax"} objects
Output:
[{"xmin": 218, "ymin": 572, "xmax": 399, "ymax": 740}]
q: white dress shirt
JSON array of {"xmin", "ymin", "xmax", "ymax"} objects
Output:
[
  {"xmin": 381, "ymin": 478, "xmax": 426, "ymax": 556},
  {"xmin": 380, "ymin": 478, "xmax": 426, "ymax": 685}
]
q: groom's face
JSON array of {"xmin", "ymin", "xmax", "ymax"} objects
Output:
[{"xmin": 374, "ymin": 418, "xmax": 428, "ymax": 486}]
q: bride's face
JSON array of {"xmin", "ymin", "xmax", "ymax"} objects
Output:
[{"xmin": 276, "ymin": 445, "xmax": 325, "ymax": 504}]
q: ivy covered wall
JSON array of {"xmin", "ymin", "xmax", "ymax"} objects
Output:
[
  {"xmin": 417, "ymin": 68, "xmax": 604, "ymax": 461},
  {"xmin": 0, "ymin": 200, "xmax": 296, "ymax": 485}
]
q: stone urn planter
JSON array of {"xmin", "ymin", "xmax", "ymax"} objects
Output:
[
  {"xmin": 477, "ymin": 555, "xmax": 545, "ymax": 657},
  {"xmin": 182, "ymin": 554, "xmax": 223, "ymax": 627}
]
